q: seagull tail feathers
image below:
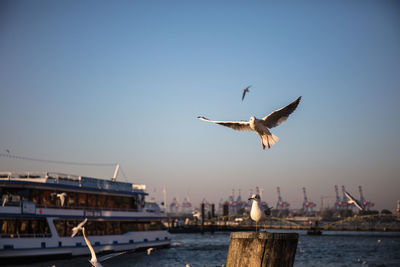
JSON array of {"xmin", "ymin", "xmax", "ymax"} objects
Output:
[{"xmin": 261, "ymin": 134, "xmax": 279, "ymax": 149}]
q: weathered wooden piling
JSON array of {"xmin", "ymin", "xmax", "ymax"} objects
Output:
[{"xmin": 226, "ymin": 232, "xmax": 299, "ymax": 267}]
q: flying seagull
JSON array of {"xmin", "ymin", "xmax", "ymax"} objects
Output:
[
  {"xmin": 57, "ymin": 192, "xmax": 67, "ymax": 207},
  {"xmin": 242, "ymin": 85, "xmax": 251, "ymax": 101},
  {"xmin": 248, "ymin": 194, "xmax": 272, "ymax": 232},
  {"xmin": 71, "ymin": 218, "xmax": 88, "ymax": 237},
  {"xmin": 345, "ymin": 191, "xmax": 365, "ymax": 211},
  {"xmin": 198, "ymin": 96, "xmax": 301, "ymax": 149},
  {"xmin": 147, "ymin": 247, "xmax": 154, "ymax": 255}
]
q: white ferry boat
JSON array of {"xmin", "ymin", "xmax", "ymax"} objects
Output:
[{"xmin": 0, "ymin": 171, "xmax": 170, "ymax": 260}]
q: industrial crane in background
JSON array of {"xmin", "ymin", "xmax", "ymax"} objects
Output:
[
  {"xmin": 302, "ymin": 187, "xmax": 316, "ymax": 216},
  {"xmin": 276, "ymin": 186, "xmax": 290, "ymax": 216}
]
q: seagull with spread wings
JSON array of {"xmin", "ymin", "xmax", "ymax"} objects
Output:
[
  {"xmin": 71, "ymin": 218, "xmax": 88, "ymax": 237},
  {"xmin": 198, "ymin": 96, "xmax": 301, "ymax": 149},
  {"xmin": 345, "ymin": 191, "xmax": 365, "ymax": 211}
]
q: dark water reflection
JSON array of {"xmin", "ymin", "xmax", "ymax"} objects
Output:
[{"xmin": 5, "ymin": 230, "xmax": 400, "ymax": 267}]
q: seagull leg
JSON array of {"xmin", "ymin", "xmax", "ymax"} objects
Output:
[{"xmin": 261, "ymin": 137, "xmax": 266, "ymax": 150}]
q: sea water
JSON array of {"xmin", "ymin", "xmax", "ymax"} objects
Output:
[{"xmin": 6, "ymin": 230, "xmax": 400, "ymax": 267}]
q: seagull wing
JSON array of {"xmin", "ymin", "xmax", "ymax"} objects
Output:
[
  {"xmin": 264, "ymin": 207, "xmax": 272, "ymax": 216},
  {"xmin": 82, "ymin": 228, "xmax": 99, "ymax": 265},
  {"xmin": 98, "ymin": 251, "xmax": 127, "ymax": 263},
  {"xmin": 261, "ymin": 96, "xmax": 301, "ymax": 128},
  {"xmin": 71, "ymin": 218, "xmax": 87, "ymax": 237},
  {"xmin": 71, "ymin": 227, "xmax": 78, "ymax": 237},
  {"xmin": 198, "ymin": 116, "xmax": 252, "ymax": 131},
  {"xmin": 345, "ymin": 191, "xmax": 364, "ymax": 211},
  {"xmin": 78, "ymin": 218, "xmax": 88, "ymax": 228}
]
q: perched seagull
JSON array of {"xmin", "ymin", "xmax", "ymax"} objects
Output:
[
  {"xmin": 198, "ymin": 96, "xmax": 301, "ymax": 149},
  {"xmin": 82, "ymin": 227, "xmax": 103, "ymax": 267},
  {"xmin": 57, "ymin": 192, "xmax": 67, "ymax": 207},
  {"xmin": 248, "ymin": 194, "xmax": 272, "ymax": 232},
  {"xmin": 71, "ymin": 218, "xmax": 88, "ymax": 237},
  {"xmin": 345, "ymin": 191, "xmax": 365, "ymax": 211},
  {"xmin": 147, "ymin": 247, "xmax": 154, "ymax": 255},
  {"xmin": 242, "ymin": 85, "xmax": 251, "ymax": 101}
]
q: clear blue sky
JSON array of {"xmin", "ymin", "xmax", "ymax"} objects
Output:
[{"xmin": 1, "ymin": 0, "xmax": 399, "ymax": 211}]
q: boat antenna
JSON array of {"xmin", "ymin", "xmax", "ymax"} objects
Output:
[
  {"xmin": 112, "ymin": 163, "xmax": 120, "ymax": 182},
  {"xmin": 0, "ymin": 153, "xmax": 115, "ymax": 166}
]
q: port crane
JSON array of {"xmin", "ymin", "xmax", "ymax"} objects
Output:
[{"xmin": 302, "ymin": 187, "xmax": 316, "ymax": 216}]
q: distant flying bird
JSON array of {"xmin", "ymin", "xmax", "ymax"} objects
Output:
[
  {"xmin": 147, "ymin": 247, "xmax": 154, "ymax": 255},
  {"xmin": 82, "ymin": 227, "xmax": 103, "ymax": 267},
  {"xmin": 242, "ymin": 85, "xmax": 251, "ymax": 101},
  {"xmin": 2, "ymin": 194, "xmax": 10, "ymax": 207},
  {"xmin": 198, "ymin": 96, "xmax": 301, "ymax": 149},
  {"xmin": 5, "ymin": 149, "xmax": 10, "ymax": 154},
  {"xmin": 57, "ymin": 192, "xmax": 67, "ymax": 207},
  {"xmin": 345, "ymin": 191, "xmax": 365, "ymax": 211},
  {"xmin": 71, "ymin": 218, "xmax": 88, "ymax": 237},
  {"xmin": 248, "ymin": 194, "xmax": 272, "ymax": 231}
]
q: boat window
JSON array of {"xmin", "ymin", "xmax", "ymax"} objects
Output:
[
  {"xmin": 97, "ymin": 220, "xmax": 105, "ymax": 235},
  {"xmin": 32, "ymin": 189, "xmax": 41, "ymax": 205},
  {"xmin": 131, "ymin": 195, "xmax": 139, "ymax": 210},
  {"xmin": 41, "ymin": 191, "xmax": 52, "ymax": 207},
  {"xmin": 113, "ymin": 221, "xmax": 121, "ymax": 235},
  {"xmin": 106, "ymin": 196, "xmax": 114, "ymax": 209},
  {"xmin": 67, "ymin": 192, "xmax": 77, "ymax": 207},
  {"xmin": 87, "ymin": 194, "xmax": 97, "ymax": 208},
  {"xmin": 121, "ymin": 196, "xmax": 131, "ymax": 209},
  {"xmin": 78, "ymin": 193, "xmax": 87, "ymax": 207},
  {"xmin": 0, "ymin": 218, "xmax": 51, "ymax": 238},
  {"xmin": 52, "ymin": 219, "xmax": 165, "ymax": 237},
  {"xmin": 0, "ymin": 188, "xmax": 22, "ymax": 206},
  {"xmin": 105, "ymin": 221, "xmax": 114, "ymax": 235},
  {"xmin": 97, "ymin": 194, "xmax": 106, "ymax": 208},
  {"xmin": 54, "ymin": 219, "xmax": 66, "ymax": 237},
  {"xmin": 85, "ymin": 220, "xmax": 95, "ymax": 235}
]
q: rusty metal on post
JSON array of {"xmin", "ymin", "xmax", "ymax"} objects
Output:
[{"xmin": 226, "ymin": 232, "xmax": 299, "ymax": 267}]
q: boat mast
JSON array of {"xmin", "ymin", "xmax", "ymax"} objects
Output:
[{"xmin": 112, "ymin": 163, "xmax": 120, "ymax": 182}]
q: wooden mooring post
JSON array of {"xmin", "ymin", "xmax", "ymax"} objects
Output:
[{"xmin": 226, "ymin": 232, "xmax": 299, "ymax": 267}]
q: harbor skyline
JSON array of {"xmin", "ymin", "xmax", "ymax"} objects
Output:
[{"xmin": 1, "ymin": 1, "xmax": 399, "ymax": 211}]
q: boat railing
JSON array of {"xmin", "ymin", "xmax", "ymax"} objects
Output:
[
  {"xmin": 0, "ymin": 171, "xmax": 146, "ymax": 194},
  {"xmin": 2, "ymin": 201, "xmax": 144, "ymax": 213},
  {"xmin": 33, "ymin": 203, "xmax": 141, "ymax": 213}
]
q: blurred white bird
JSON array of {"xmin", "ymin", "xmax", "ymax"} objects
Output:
[
  {"xmin": 57, "ymin": 192, "xmax": 67, "ymax": 207},
  {"xmin": 147, "ymin": 247, "xmax": 154, "ymax": 255},
  {"xmin": 248, "ymin": 194, "xmax": 272, "ymax": 231},
  {"xmin": 344, "ymin": 191, "xmax": 365, "ymax": 211},
  {"xmin": 198, "ymin": 96, "xmax": 301, "ymax": 149},
  {"xmin": 242, "ymin": 85, "xmax": 251, "ymax": 101},
  {"xmin": 82, "ymin": 227, "xmax": 103, "ymax": 267},
  {"xmin": 71, "ymin": 218, "xmax": 88, "ymax": 237},
  {"xmin": 2, "ymin": 194, "xmax": 10, "ymax": 207}
]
